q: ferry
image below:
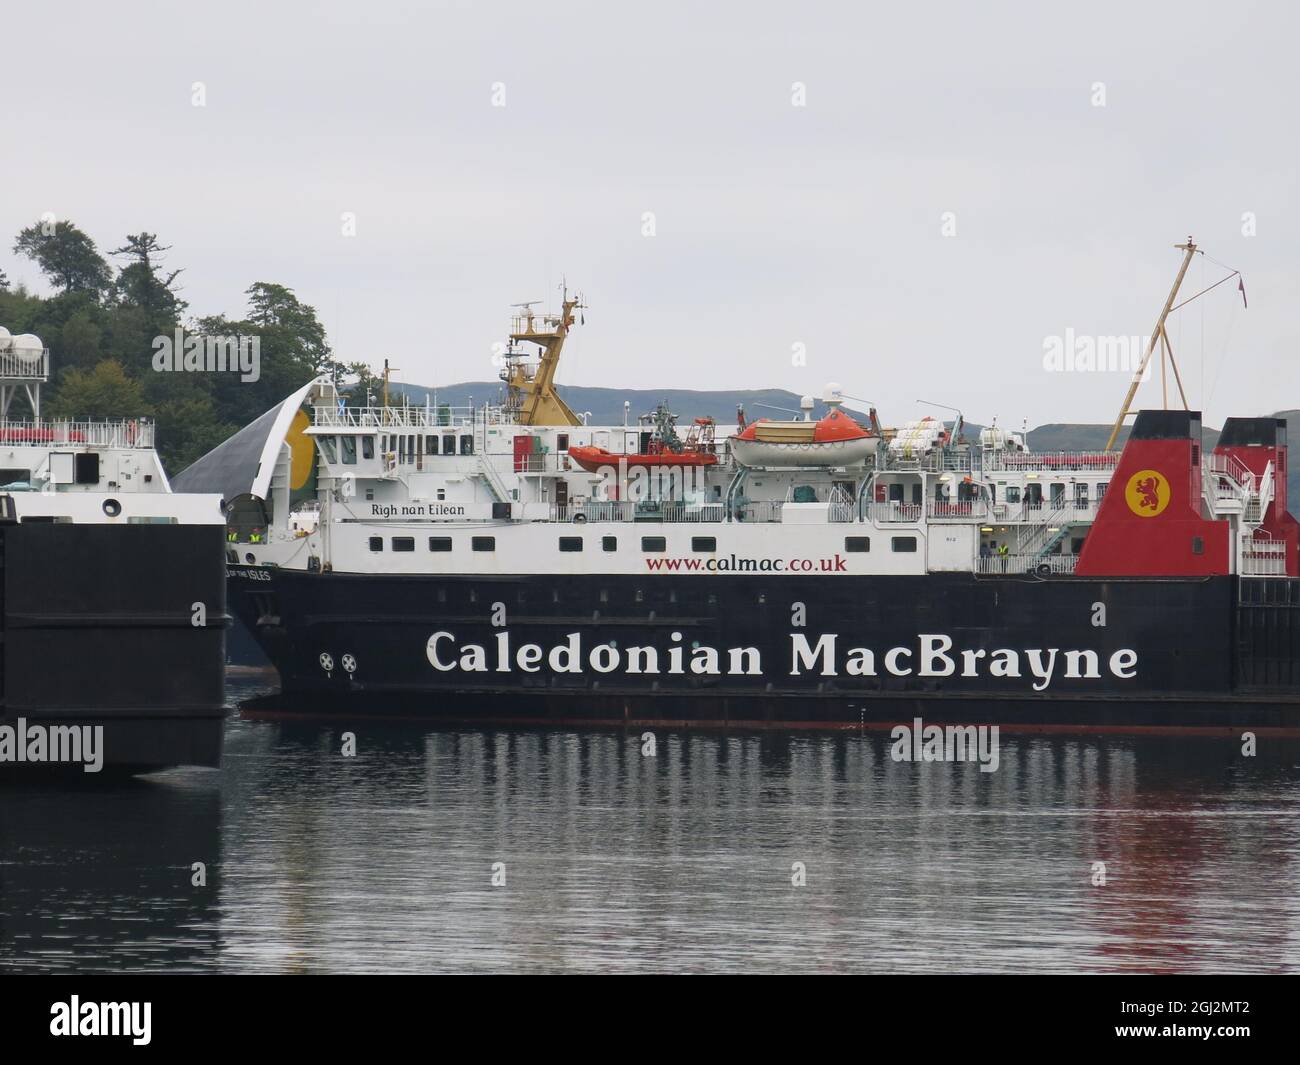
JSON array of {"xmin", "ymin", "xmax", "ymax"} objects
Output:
[
  {"xmin": 0, "ymin": 328, "xmax": 228, "ymax": 771},
  {"xmin": 195, "ymin": 241, "xmax": 1300, "ymax": 733}
]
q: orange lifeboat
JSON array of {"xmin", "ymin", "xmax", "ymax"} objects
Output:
[
  {"xmin": 567, "ymin": 442, "xmax": 719, "ymax": 474},
  {"xmin": 730, "ymin": 409, "xmax": 877, "ymax": 468}
]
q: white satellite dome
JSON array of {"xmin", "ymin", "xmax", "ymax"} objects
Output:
[
  {"xmin": 11, "ymin": 333, "xmax": 44, "ymax": 365},
  {"xmin": 0, "ymin": 326, "xmax": 12, "ymax": 352}
]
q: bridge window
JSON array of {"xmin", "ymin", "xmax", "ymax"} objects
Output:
[
  {"xmin": 845, "ymin": 536, "xmax": 871, "ymax": 552},
  {"xmin": 442, "ymin": 435, "xmax": 455, "ymax": 455},
  {"xmin": 891, "ymin": 536, "xmax": 917, "ymax": 553},
  {"xmin": 362, "ymin": 436, "xmax": 374, "ymax": 460},
  {"xmin": 342, "ymin": 436, "xmax": 357, "ymax": 464},
  {"xmin": 320, "ymin": 437, "xmax": 338, "ymax": 463},
  {"xmin": 429, "ymin": 537, "xmax": 452, "ymax": 552},
  {"xmin": 472, "ymin": 536, "xmax": 495, "ymax": 552},
  {"xmin": 559, "ymin": 536, "xmax": 583, "ymax": 552},
  {"xmin": 460, "ymin": 436, "xmax": 474, "ymax": 455},
  {"xmin": 425, "ymin": 435, "xmax": 436, "ymax": 455}
]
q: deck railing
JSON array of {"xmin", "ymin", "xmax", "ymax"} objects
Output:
[
  {"xmin": 975, "ymin": 553, "xmax": 1078, "ymax": 575},
  {"xmin": 982, "ymin": 450, "xmax": 1121, "ymax": 473},
  {"xmin": 0, "ymin": 418, "xmax": 155, "ymax": 449},
  {"xmin": 1242, "ymin": 539, "xmax": 1287, "ymax": 576}
]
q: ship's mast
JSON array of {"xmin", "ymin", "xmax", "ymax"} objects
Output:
[
  {"xmin": 500, "ymin": 286, "xmax": 584, "ymax": 426},
  {"xmin": 1104, "ymin": 238, "xmax": 1198, "ymax": 450}
]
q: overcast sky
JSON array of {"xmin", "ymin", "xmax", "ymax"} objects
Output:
[{"xmin": 4, "ymin": 0, "xmax": 1297, "ymax": 429}]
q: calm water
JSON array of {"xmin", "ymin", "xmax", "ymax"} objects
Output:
[{"xmin": 2, "ymin": 675, "xmax": 1299, "ymax": 973}]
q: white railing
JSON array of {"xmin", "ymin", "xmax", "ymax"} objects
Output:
[
  {"xmin": 736, "ymin": 500, "xmax": 784, "ymax": 523},
  {"xmin": 0, "ymin": 418, "xmax": 155, "ymax": 449},
  {"xmin": 926, "ymin": 500, "xmax": 989, "ymax": 521},
  {"xmin": 313, "ymin": 403, "xmax": 492, "ymax": 429},
  {"xmin": 1242, "ymin": 538, "xmax": 1287, "ymax": 576},
  {"xmin": 551, "ymin": 501, "xmax": 730, "ymax": 524},
  {"xmin": 982, "ymin": 450, "xmax": 1121, "ymax": 473},
  {"xmin": 0, "ymin": 348, "xmax": 50, "ymax": 379},
  {"xmin": 975, "ymin": 553, "xmax": 1078, "ymax": 575},
  {"xmin": 1206, "ymin": 451, "xmax": 1255, "ymax": 488},
  {"xmin": 1015, "ymin": 503, "xmax": 1072, "ymax": 554},
  {"xmin": 828, "ymin": 486, "xmax": 855, "ymax": 523},
  {"xmin": 862, "ymin": 501, "xmax": 924, "ymax": 524},
  {"xmin": 885, "ymin": 450, "xmax": 973, "ymax": 473}
]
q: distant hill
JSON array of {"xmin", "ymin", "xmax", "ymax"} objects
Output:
[
  {"xmin": 390, "ymin": 382, "xmax": 873, "ymax": 426},
  {"xmin": 392, "ymin": 382, "xmax": 1297, "ymax": 514}
]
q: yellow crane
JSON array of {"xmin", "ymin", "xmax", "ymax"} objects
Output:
[{"xmin": 499, "ymin": 288, "xmax": 585, "ymax": 426}]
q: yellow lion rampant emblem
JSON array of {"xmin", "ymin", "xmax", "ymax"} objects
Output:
[{"xmin": 1125, "ymin": 469, "xmax": 1170, "ymax": 517}]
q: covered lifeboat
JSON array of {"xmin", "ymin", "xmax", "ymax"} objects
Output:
[{"xmin": 730, "ymin": 408, "xmax": 877, "ymax": 468}]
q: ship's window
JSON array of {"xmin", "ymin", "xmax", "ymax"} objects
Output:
[
  {"xmin": 641, "ymin": 536, "xmax": 667, "ymax": 552},
  {"xmin": 369, "ymin": 536, "xmax": 383, "ymax": 552},
  {"xmin": 602, "ymin": 536, "xmax": 617, "ymax": 552},
  {"xmin": 845, "ymin": 536, "xmax": 871, "ymax": 552},
  {"xmin": 1050, "ymin": 482, "xmax": 1065, "ymax": 506},
  {"xmin": 362, "ymin": 436, "xmax": 374, "ymax": 460},
  {"xmin": 392, "ymin": 537, "xmax": 415, "ymax": 552},
  {"xmin": 559, "ymin": 536, "xmax": 583, "ymax": 552},
  {"xmin": 557, "ymin": 433, "xmax": 569, "ymax": 451},
  {"xmin": 692, "ymin": 537, "xmax": 717, "ymax": 552},
  {"xmin": 1192, "ymin": 536, "xmax": 1204, "ymax": 555},
  {"xmin": 436, "ymin": 489, "xmax": 445, "ymax": 501},
  {"xmin": 321, "ymin": 437, "xmax": 338, "ymax": 463},
  {"xmin": 0, "ymin": 467, "xmax": 30, "ymax": 483},
  {"xmin": 342, "ymin": 436, "xmax": 357, "ymax": 464},
  {"xmin": 460, "ymin": 435, "xmax": 474, "ymax": 455},
  {"xmin": 429, "ymin": 537, "xmax": 453, "ymax": 552},
  {"xmin": 891, "ymin": 536, "xmax": 918, "ymax": 553},
  {"xmin": 1075, "ymin": 483, "xmax": 1089, "ymax": 507},
  {"xmin": 442, "ymin": 435, "xmax": 455, "ymax": 455},
  {"xmin": 472, "ymin": 536, "xmax": 495, "ymax": 552},
  {"xmin": 1005, "ymin": 486, "xmax": 1022, "ymax": 503},
  {"xmin": 1097, "ymin": 482, "xmax": 1108, "ymax": 501},
  {"xmin": 425, "ymin": 435, "xmax": 436, "ymax": 455}
]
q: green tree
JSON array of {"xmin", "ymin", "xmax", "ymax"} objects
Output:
[
  {"xmin": 13, "ymin": 220, "xmax": 112, "ymax": 296},
  {"xmin": 112, "ymin": 233, "xmax": 185, "ymax": 336},
  {"xmin": 46, "ymin": 360, "xmax": 148, "ymax": 420}
]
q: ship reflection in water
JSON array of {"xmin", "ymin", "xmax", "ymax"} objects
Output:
[{"xmin": 2, "ymin": 677, "xmax": 1299, "ymax": 973}]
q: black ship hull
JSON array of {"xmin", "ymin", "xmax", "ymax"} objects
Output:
[
  {"xmin": 231, "ymin": 566, "xmax": 1300, "ymax": 733},
  {"xmin": 2, "ymin": 524, "xmax": 227, "ymax": 772}
]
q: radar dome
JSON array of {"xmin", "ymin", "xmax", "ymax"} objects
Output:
[{"xmin": 0, "ymin": 326, "xmax": 11, "ymax": 352}]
